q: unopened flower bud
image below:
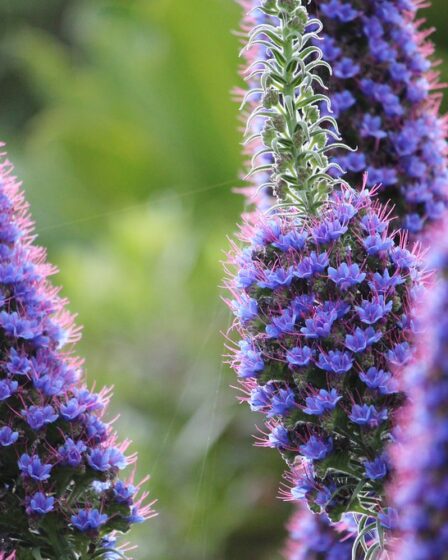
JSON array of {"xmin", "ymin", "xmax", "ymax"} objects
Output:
[{"xmin": 263, "ymin": 87, "xmax": 279, "ymax": 109}]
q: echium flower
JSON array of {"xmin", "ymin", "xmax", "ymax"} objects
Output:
[
  {"xmin": 283, "ymin": 503, "xmax": 356, "ymax": 559},
  {"xmin": 225, "ymin": 0, "xmax": 423, "ymax": 531},
  {"xmin": 0, "ymin": 150, "xmax": 155, "ymax": 558},
  {"xmin": 387, "ymin": 218, "xmax": 448, "ymax": 559},
  {"xmin": 309, "ymin": 0, "xmax": 448, "ymax": 236}
]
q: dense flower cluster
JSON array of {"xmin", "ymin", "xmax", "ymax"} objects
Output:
[
  {"xmin": 226, "ymin": 184, "xmax": 421, "ymax": 519},
  {"xmin": 0, "ymin": 153, "xmax": 155, "ymax": 558},
  {"xmin": 310, "ymin": 0, "xmax": 448, "ymax": 235},
  {"xmin": 283, "ymin": 504, "xmax": 356, "ymax": 559},
  {"xmin": 388, "ymin": 219, "xmax": 448, "ymax": 559}
]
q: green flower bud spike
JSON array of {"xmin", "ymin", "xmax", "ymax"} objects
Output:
[{"xmin": 245, "ymin": 0, "xmax": 352, "ymax": 214}]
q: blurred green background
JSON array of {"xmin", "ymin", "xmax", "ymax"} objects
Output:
[{"xmin": 0, "ymin": 1, "xmax": 446, "ymax": 559}]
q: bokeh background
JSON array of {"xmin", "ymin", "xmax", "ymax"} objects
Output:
[{"xmin": 0, "ymin": 1, "xmax": 446, "ymax": 558}]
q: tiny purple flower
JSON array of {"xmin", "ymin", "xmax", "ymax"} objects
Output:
[
  {"xmin": 360, "ymin": 367, "xmax": 395, "ymax": 395},
  {"xmin": 299, "ymin": 436, "xmax": 333, "ymax": 461},
  {"xmin": 0, "ymin": 426, "xmax": 19, "ymax": 446},
  {"xmin": 369, "ymin": 269, "xmax": 404, "ymax": 292},
  {"xmin": 303, "ymin": 389, "xmax": 341, "ymax": 416},
  {"xmin": 286, "ymin": 346, "xmax": 314, "ymax": 367},
  {"xmin": 269, "ymin": 388, "xmax": 295, "ymax": 417},
  {"xmin": 390, "ymin": 247, "xmax": 416, "ymax": 269},
  {"xmin": 321, "ymin": 0, "xmax": 359, "ymax": 22},
  {"xmin": 361, "ymin": 114, "xmax": 387, "ymax": 140},
  {"xmin": 71, "ymin": 508, "xmax": 108, "ymax": 532},
  {"xmin": 249, "ymin": 385, "xmax": 273, "ymax": 413},
  {"xmin": 301, "ymin": 310, "xmax": 337, "ymax": 339},
  {"xmin": 387, "ymin": 342, "xmax": 412, "ymax": 366},
  {"xmin": 28, "ymin": 492, "xmax": 55, "ymax": 515},
  {"xmin": 58, "ymin": 438, "xmax": 87, "ymax": 467},
  {"xmin": 23, "ymin": 405, "xmax": 58, "ymax": 430},
  {"xmin": 364, "ymin": 456, "xmax": 388, "ymax": 480},
  {"xmin": 316, "ymin": 350, "xmax": 353, "ymax": 374},
  {"xmin": 328, "ymin": 263, "xmax": 365, "ymax": 291},
  {"xmin": 273, "ymin": 230, "xmax": 308, "ymax": 252},
  {"xmin": 0, "ymin": 379, "xmax": 18, "ymax": 401},
  {"xmin": 345, "ymin": 327, "xmax": 382, "ymax": 353},
  {"xmin": 0, "ymin": 311, "xmax": 37, "ymax": 340},
  {"xmin": 60, "ymin": 398, "xmax": 86, "ymax": 421},
  {"xmin": 18, "ymin": 454, "xmax": 52, "ymax": 481},
  {"xmin": 363, "ymin": 234, "xmax": 394, "ymax": 255},
  {"xmin": 266, "ymin": 307, "xmax": 296, "ymax": 338},
  {"xmin": 355, "ymin": 297, "xmax": 392, "ymax": 325},
  {"xmin": 237, "ymin": 340, "xmax": 264, "ymax": 378},
  {"xmin": 258, "ymin": 267, "xmax": 294, "ymax": 289},
  {"xmin": 334, "ymin": 58, "xmax": 361, "ymax": 79},
  {"xmin": 349, "ymin": 404, "xmax": 388, "ymax": 428},
  {"xmin": 113, "ymin": 480, "xmax": 137, "ymax": 505},
  {"xmin": 268, "ymin": 425, "xmax": 290, "ymax": 449},
  {"xmin": 87, "ymin": 447, "xmax": 127, "ymax": 472}
]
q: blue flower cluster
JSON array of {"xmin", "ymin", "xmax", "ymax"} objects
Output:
[
  {"xmin": 283, "ymin": 503, "xmax": 355, "ymax": 559},
  {"xmin": 227, "ymin": 185, "xmax": 421, "ymax": 518},
  {"xmin": 0, "ymin": 155, "xmax": 154, "ymax": 558},
  {"xmin": 389, "ymin": 219, "xmax": 448, "ymax": 559},
  {"xmin": 311, "ymin": 0, "xmax": 448, "ymax": 235}
]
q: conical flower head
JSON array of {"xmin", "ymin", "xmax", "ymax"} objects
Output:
[
  {"xmin": 283, "ymin": 504, "xmax": 356, "ymax": 560},
  {"xmin": 388, "ymin": 218, "xmax": 448, "ymax": 559},
  {"xmin": 226, "ymin": 184, "xmax": 421, "ymax": 519},
  {"xmin": 0, "ymin": 153, "xmax": 155, "ymax": 558},
  {"xmin": 309, "ymin": 0, "xmax": 448, "ymax": 236}
]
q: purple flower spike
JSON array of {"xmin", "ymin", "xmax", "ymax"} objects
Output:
[
  {"xmin": 0, "ymin": 152, "xmax": 155, "ymax": 554},
  {"xmin": 388, "ymin": 219, "xmax": 448, "ymax": 558},
  {"xmin": 312, "ymin": 0, "xmax": 448, "ymax": 236},
  {"xmin": 227, "ymin": 0, "xmax": 422, "ymax": 524},
  {"xmin": 227, "ymin": 188, "xmax": 420, "ymax": 518}
]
